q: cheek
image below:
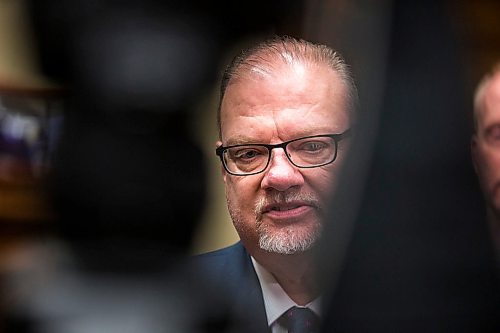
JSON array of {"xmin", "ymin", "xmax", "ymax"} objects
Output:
[
  {"xmin": 225, "ymin": 177, "xmax": 261, "ymax": 209},
  {"xmin": 304, "ymin": 167, "xmax": 339, "ymax": 199},
  {"xmin": 477, "ymin": 149, "xmax": 500, "ymax": 186}
]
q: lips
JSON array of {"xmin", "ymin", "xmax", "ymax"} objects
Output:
[
  {"xmin": 255, "ymin": 191, "xmax": 321, "ymax": 222},
  {"xmin": 260, "ymin": 201, "xmax": 317, "ymax": 221},
  {"xmin": 263, "ymin": 202, "xmax": 308, "ymax": 213}
]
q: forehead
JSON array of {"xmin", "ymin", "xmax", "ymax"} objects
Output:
[
  {"xmin": 477, "ymin": 73, "xmax": 500, "ymax": 127},
  {"xmin": 220, "ymin": 63, "xmax": 349, "ymax": 141}
]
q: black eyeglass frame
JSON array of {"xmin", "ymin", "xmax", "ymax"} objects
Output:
[{"xmin": 215, "ymin": 129, "xmax": 351, "ymax": 176}]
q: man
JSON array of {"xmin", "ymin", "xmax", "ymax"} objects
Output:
[
  {"xmin": 471, "ymin": 62, "xmax": 500, "ymax": 266},
  {"xmin": 195, "ymin": 35, "xmax": 357, "ymax": 333}
]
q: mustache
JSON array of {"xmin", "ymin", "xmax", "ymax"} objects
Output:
[{"xmin": 255, "ymin": 191, "xmax": 321, "ymax": 216}]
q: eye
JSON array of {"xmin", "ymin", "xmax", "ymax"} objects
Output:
[
  {"xmin": 297, "ymin": 140, "xmax": 329, "ymax": 153},
  {"xmin": 300, "ymin": 141, "xmax": 326, "ymax": 152},
  {"xmin": 237, "ymin": 149, "xmax": 259, "ymax": 159},
  {"xmin": 231, "ymin": 147, "xmax": 266, "ymax": 161},
  {"xmin": 485, "ymin": 125, "xmax": 500, "ymax": 146}
]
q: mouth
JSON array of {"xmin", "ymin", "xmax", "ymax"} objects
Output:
[
  {"xmin": 263, "ymin": 202, "xmax": 309, "ymax": 212},
  {"xmin": 261, "ymin": 201, "xmax": 317, "ymax": 220}
]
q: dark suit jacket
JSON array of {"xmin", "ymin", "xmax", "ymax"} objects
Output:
[{"xmin": 191, "ymin": 241, "xmax": 271, "ymax": 333}]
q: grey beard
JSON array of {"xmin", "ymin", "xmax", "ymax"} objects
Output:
[
  {"xmin": 255, "ymin": 191, "xmax": 322, "ymax": 255},
  {"xmin": 258, "ymin": 224, "xmax": 322, "ymax": 254}
]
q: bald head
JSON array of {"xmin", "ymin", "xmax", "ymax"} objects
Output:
[{"xmin": 217, "ymin": 36, "xmax": 358, "ymax": 139}]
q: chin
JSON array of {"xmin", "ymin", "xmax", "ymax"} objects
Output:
[{"xmin": 258, "ymin": 227, "xmax": 320, "ymax": 255}]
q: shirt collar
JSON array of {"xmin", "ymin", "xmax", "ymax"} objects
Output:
[{"xmin": 251, "ymin": 256, "xmax": 321, "ymax": 326}]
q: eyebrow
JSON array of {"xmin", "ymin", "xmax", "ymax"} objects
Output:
[
  {"xmin": 223, "ymin": 129, "xmax": 347, "ymax": 146},
  {"xmin": 224, "ymin": 135, "xmax": 262, "ymax": 146}
]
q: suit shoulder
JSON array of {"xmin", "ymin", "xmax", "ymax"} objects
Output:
[
  {"xmin": 190, "ymin": 242, "xmax": 253, "ymax": 280},
  {"xmin": 196, "ymin": 242, "xmax": 244, "ymax": 259},
  {"xmin": 193, "ymin": 242, "xmax": 246, "ymax": 268}
]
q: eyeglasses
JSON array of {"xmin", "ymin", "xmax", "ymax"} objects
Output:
[{"xmin": 216, "ymin": 129, "xmax": 351, "ymax": 176}]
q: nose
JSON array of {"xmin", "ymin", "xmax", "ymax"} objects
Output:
[{"xmin": 261, "ymin": 148, "xmax": 304, "ymax": 192}]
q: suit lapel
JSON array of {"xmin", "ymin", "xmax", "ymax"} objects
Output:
[{"xmin": 227, "ymin": 242, "xmax": 271, "ymax": 333}]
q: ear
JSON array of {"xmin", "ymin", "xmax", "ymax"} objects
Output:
[
  {"xmin": 471, "ymin": 134, "xmax": 479, "ymax": 174},
  {"xmin": 221, "ymin": 164, "xmax": 228, "ymax": 183}
]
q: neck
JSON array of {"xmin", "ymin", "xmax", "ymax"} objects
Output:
[{"xmin": 253, "ymin": 248, "xmax": 320, "ymax": 305}]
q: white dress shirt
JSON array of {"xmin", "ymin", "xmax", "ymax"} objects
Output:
[{"xmin": 251, "ymin": 257, "xmax": 321, "ymax": 333}]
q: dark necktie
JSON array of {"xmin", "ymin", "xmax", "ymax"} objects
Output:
[{"xmin": 280, "ymin": 306, "xmax": 320, "ymax": 333}]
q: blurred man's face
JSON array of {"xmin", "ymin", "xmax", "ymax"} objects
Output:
[
  {"xmin": 218, "ymin": 62, "xmax": 350, "ymax": 256},
  {"xmin": 472, "ymin": 72, "xmax": 500, "ymax": 215}
]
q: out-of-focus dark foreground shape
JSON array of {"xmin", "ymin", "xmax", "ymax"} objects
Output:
[
  {"xmin": 1, "ymin": 1, "xmax": 306, "ymax": 332},
  {"xmin": 25, "ymin": 0, "xmax": 305, "ymax": 263},
  {"xmin": 318, "ymin": 0, "xmax": 500, "ymax": 332}
]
